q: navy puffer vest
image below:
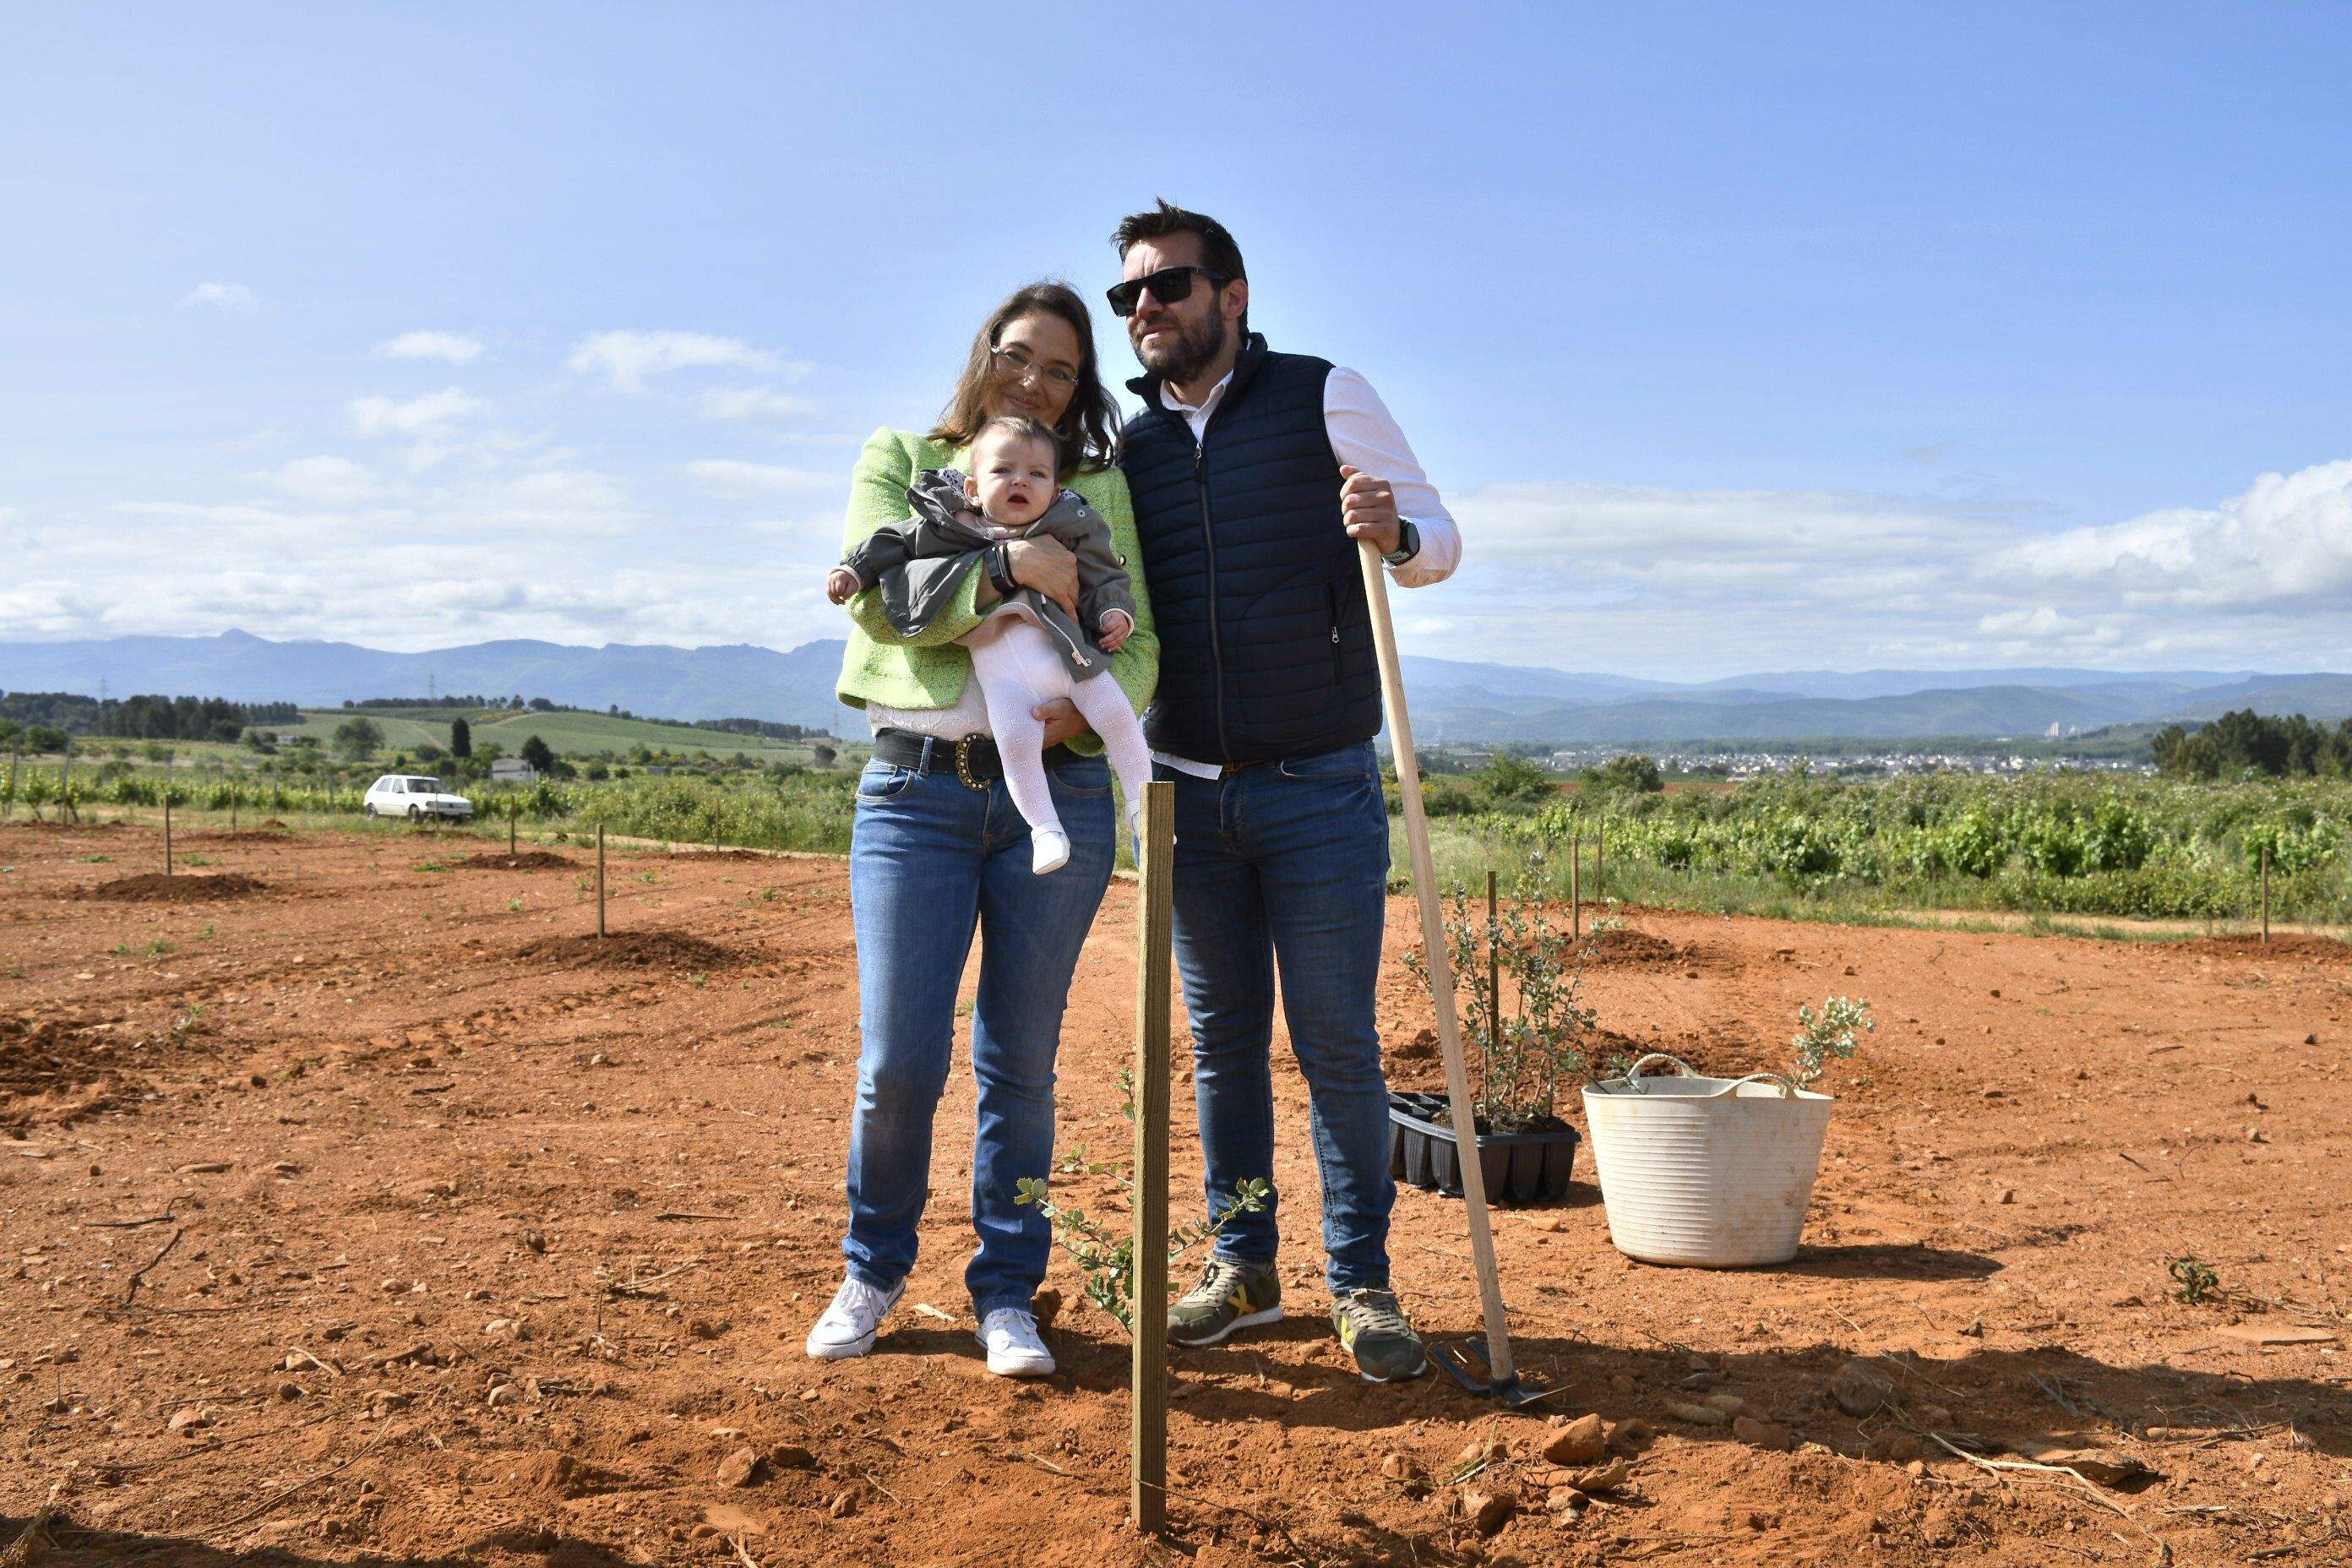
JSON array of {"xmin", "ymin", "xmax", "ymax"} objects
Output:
[{"xmin": 1120, "ymin": 335, "xmax": 1382, "ymax": 764}]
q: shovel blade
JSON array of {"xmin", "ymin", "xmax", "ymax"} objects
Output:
[{"xmin": 1429, "ymin": 1338, "xmax": 1549, "ymax": 1407}]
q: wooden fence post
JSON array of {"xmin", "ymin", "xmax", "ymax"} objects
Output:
[
  {"xmin": 1131, "ymin": 779, "xmax": 1175, "ymax": 1536},
  {"xmin": 596, "ymin": 824, "xmax": 607, "ymax": 939}
]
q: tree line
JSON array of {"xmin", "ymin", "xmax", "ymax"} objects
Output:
[
  {"xmin": 0, "ymin": 690, "xmax": 301, "ymax": 741},
  {"xmin": 2151, "ymin": 710, "xmax": 2352, "ymax": 779}
]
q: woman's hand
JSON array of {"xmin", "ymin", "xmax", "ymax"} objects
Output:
[
  {"xmin": 1031, "ymin": 699, "xmax": 1092, "ymax": 749},
  {"xmin": 1005, "ymin": 536, "xmax": 1080, "ymax": 617}
]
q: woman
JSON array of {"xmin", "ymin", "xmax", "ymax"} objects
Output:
[{"xmin": 806, "ymin": 281, "xmax": 1156, "ymax": 1378}]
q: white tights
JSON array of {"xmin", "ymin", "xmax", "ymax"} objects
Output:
[{"xmin": 967, "ymin": 619, "xmax": 1152, "ymax": 843}]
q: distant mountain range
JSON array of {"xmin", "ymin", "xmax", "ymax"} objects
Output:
[{"xmin": 5, "ymin": 631, "xmax": 2350, "ymax": 748}]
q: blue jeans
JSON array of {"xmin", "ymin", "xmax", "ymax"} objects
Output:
[
  {"xmin": 1160, "ymin": 741, "xmax": 1395, "ymax": 1293},
  {"xmin": 842, "ymin": 747, "xmax": 1115, "ymax": 1318}
]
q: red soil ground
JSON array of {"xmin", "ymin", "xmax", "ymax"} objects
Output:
[{"xmin": 1, "ymin": 821, "xmax": 2347, "ymax": 1566}]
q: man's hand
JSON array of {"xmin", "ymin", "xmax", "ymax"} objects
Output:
[
  {"xmin": 825, "ymin": 567, "xmax": 861, "ymax": 605},
  {"xmin": 1032, "ymin": 698, "xmax": 1091, "ymax": 749},
  {"xmin": 1097, "ymin": 608, "xmax": 1134, "ymax": 652},
  {"xmin": 1338, "ymin": 464, "xmax": 1402, "ymax": 556},
  {"xmin": 1004, "ymin": 536, "xmax": 1080, "ymax": 616}
]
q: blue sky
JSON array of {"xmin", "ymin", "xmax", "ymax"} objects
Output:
[{"xmin": 4, "ymin": 3, "xmax": 2349, "ymax": 678}]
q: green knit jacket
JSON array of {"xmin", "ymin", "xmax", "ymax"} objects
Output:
[{"xmin": 832, "ymin": 427, "xmax": 1157, "ymax": 758}]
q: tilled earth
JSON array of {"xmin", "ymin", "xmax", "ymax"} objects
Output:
[{"xmin": 1, "ymin": 819, "xmax": 2348, "ymax": 1566}]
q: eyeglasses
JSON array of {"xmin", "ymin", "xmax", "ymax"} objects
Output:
[
  {"xmin": 988, "ymin": 343, "xmax": 1080, "ymax": 389},
  {"xmin": 1105, "ymin": 265, "xmax": 1233, "ymax": 318}
]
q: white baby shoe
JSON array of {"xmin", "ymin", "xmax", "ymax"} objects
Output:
[{"xmin": 1032, "ymin": 828, "xmax": 1071, "ymax": 875}]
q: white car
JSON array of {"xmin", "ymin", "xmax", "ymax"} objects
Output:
[{"xmin": 362, "ymin": 774, "xmax": 475, "ymax": 823}]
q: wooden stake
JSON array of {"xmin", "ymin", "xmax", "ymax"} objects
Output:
[
  {"xmin": 509, "ymin": 798, "xmax": 518, "ymax": 855},
  {"xmin": 165, "ymin": 796, "xmax": 174, "ymax": 876},
  {"xmin": 1596, "ymin": 818, "xmax": 1605, "ymax": 899},
  {"xmin": 1130, "ymin": 778, "xmax": 1175, "ymax": 1537},
  {"xmin": 1356, "ymin": 539, "xmax": 1515, "ymax": 1386},
  {"xmin": 2261, "ymin": 843, "xmax": 2270, "ymax": 945},
  {"xmin": 1571, "ymin": 827, "xmax": 1582, "ymax": 941},
  {"xmin": 596, "ymin": 824, "xmax": 607, "ymax": 939},
  {"xmin": 1486, "ymin": 869, "xmax": 1500, "ymax": 1096}
]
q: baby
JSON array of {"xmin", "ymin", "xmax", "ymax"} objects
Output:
[{"xmin": 829, "ymin": 416, "xmax": 1152, "ymax": 874}]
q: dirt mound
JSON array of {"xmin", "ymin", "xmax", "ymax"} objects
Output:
[
  {"xmin": 0, "ymin": 1015, "xmax": 133, "ymax": 1131},
  {"xmin": 1582, "ymin": 924, "xmax": 1686, "ymax": 965},
  {"xmin": 190, "ymin": 829, "xmax": 294, "ymax": 843},
  {"xmin": 454, "ymin": 851, "xmax": 576, "ymax": 872},
  {"xmin": 84, "ymin": 872, "xmax": 267, "ymax": 902},
  {"xmin": 2180, "ymin": 933, "xmax": 2352, "ymax": 961},
  {"xmin": 664, "ymin": 847, "xmax": 775, "ymax": 862},
  {"xmin": 514, "ymin": 930, "xmax": 747, "ymax": 972},
  {"xmin": 258, "ymin": 818, "xmax": 287, "ymax": 830}
]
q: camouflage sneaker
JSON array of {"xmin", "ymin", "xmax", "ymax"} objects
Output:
[
  {"xmin": 1332, "ymin": 1288, "xmax": 1429, "ymax": 1382},
  {"xmin": 1165, "ymin": 1257, "xmax": 1282, "ymax": 1347}
]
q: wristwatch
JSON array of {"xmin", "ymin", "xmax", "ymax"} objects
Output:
[
  {"xmin": 986, "ymin": 543, "xmax": 1021, "ymax": 601},
  {"xmin": 1382, "ymin": 519, "xmax": 1421, "ymax": 567}
]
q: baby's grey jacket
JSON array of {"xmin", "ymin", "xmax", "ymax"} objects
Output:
[{"xmin": 841, "ymin": 467, "xmax": 1138, "ymax": 682}]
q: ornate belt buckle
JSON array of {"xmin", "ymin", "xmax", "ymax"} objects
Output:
[{"xmin": 952, "ymin": 735, "xmax": 988, "ymax": 791}]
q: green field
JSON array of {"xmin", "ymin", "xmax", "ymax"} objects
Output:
[{"xmin": 270, "ymin": 708, "xmax": 832, "ymax": 762}]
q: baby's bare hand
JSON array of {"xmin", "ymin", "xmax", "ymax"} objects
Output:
[
  {"xmin": 825, "ymin": 568, "xmax": 861, "ymax": 605},
  {"xmin": 1097, "ymin": 609, "xmax": 1134, "ymax": 652}
]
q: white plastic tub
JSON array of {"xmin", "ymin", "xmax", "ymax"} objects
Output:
[{"xmin": 1581, "ymin": 1054, "xmax": 1834, "ymax": 1267}]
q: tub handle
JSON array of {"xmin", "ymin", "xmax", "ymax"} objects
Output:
[
  {"xmin": 1624, "ymin": 1054, "xmax": 1698, "ymax": 1092},
  {"xmin": 1713, "ymin": 1072, "xmax": 1803, "ymax": 1100},
  {"xmin": 1625, "ymin": 1056, "xmax": 1803, "ymax": 1100}
]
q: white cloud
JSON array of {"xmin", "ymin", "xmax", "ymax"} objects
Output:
[
  {"xmin": 698, "ymin": 386, "xmax": 819, "ymax": 424},
  {"xmin": 2002, "ymin": 458, "xmax": 2352, "ymax": 608},
  {"xmin": 683, "ymin": 460, "xmax": 843, "ymax": 501},
  {"xmin": 1976, "ymin": 606, "xmax": 2085, "ymax": 637},
  {"xmin": 373, "ymin": 329, "xmax": 484, "ymax": 364},
  {"xmin": 180, "ymin": 282, "xmax": 259, "ymax": 312},
  {"xmin": 566, "ymin": 330, "xmax": 791, "ymax": 393},
  {"xmin": 349, "ymin": 387, "xmax": 486, "ymax": 438},
  {"xmin": 275, "ymin": 455, "xmax": 375, "ymax": 504}
]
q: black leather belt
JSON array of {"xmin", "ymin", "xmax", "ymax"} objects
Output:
[{"xmin": 871, "ymin": 728, "xmax": 1081, "ymax": 791}]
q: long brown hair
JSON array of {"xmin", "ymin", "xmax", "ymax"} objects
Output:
[{"xmin": 928, "ymin": 280, "xmax": 1119, "ymax": 478}]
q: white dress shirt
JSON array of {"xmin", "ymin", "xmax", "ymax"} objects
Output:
[{"xmin": 1153, "ymin": 362, "xmax": 1460, "ymax": 777}]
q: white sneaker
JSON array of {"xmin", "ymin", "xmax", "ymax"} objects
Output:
[
  {"xmin": 1032, "ymin": 829, "xmax": 1071, "ymax": 875},
  {"xmin": 977, "ymin": 1308, "xmax": 1056, "ymax": 1377},
  {"xmin": 804, "ymin": 1276, "xmax": 904, "ymax": 1360}
]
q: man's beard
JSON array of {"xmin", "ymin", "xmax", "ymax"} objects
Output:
[{"xmin": 1138, "ymin": 308, "xmax": 1229, "ymax": 386}]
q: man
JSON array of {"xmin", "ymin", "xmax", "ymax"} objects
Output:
[{"xmin": 1108, "ymin": 199, "xmax": 1462, "ymax": 1381}]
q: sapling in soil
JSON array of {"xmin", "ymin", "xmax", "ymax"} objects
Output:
[
  {"xmin": 1791, "ymin": 995, "xmax": 1875, "ymax": 1086},
  {"xmin": 1014, "ymin": 1070, "xmax": 1269, "ymax": 1331}
]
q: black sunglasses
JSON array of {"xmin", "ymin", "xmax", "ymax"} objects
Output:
[{"xmin": 1106, "ymin": 265, "xmax": 1233, "ymax": 318}]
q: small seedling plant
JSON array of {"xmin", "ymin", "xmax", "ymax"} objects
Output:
[
  {"xmin": 1403, "ymin": 859, "xmax": 1599, "ymax": 1130},
  {"xmin": 1791, "ymin": 995, "xmax": 1875, "ymax": 1086},
  {"xmin": 2167, "ymin": 1254, "xmax": 2220, "ymax": 1304},
  {"xmin": 1014, "ymin": 1070, "xmax": 1269, "ymax": 1331}
]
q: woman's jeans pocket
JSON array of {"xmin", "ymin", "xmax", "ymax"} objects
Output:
[{"xmin": 857, "ymin": 761, "xmax": 915, "ymax": 801}]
